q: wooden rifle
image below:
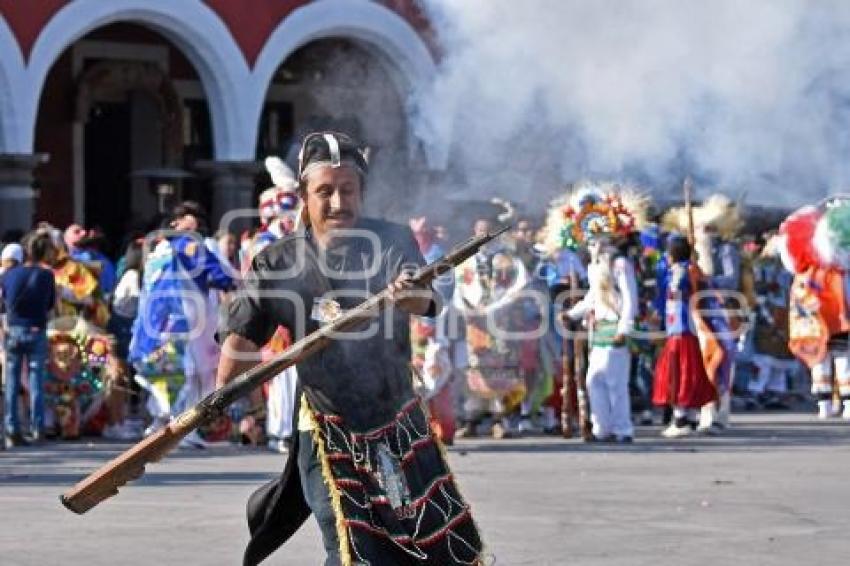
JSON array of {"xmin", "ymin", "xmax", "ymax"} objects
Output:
[{"xmin": 61, "ymin": 226, "xmax": 510, "ymax": 514}]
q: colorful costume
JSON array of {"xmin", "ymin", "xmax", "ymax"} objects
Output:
[
  {"xmin": 652, "ymin": 253, "xmax": 717, "ymax": 437},
  {"xmin": 224, "ymin": 217, "xmax": 482, "ymax": 565},
  {"xmin": 507, "ymin": 227, "xmax": 557, "ymax": 434},
  {"xmin": 555, "ymin": 183, "xmax": 645, "ymax": 442},
  {"xmin": 410, "ymin": 217, "xmax": 457, "ymax": 444},
  {"xmin": 44, "ymin": 322, "xmax": 114, "ymax": 438},
  {"xmin": 663, "ymin": 195, "xmax": 743, "ymax": 432},
  {"xmin": 782, "ymin": 202, "xmax": 850, "ymax": 419},
  {"xmin": 129, "ymin": 234, "xmax": 235, "ymax": 437},
  {"xmin": 453, "ymin": 248, "xmax": 530, "ymax": 438},
  {"xmin": 538, "ymin": 205, "xmax": 590, "ymax": 437},
  {"xmin": 52, "ymin": 254, "xmax": 110, "ymax": 328}
]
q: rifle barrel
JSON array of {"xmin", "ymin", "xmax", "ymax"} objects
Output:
[{"xmin": 60, "ymin": 225, "xmax": 510, "ymax": 514}]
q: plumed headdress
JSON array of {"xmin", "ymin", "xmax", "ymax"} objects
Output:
[
  {"xmin": 773, "ymin": 197, "xmax": 850, "ymax": 274},
  {"xmin": 541, "ymin": 181, "xmax": 649, "ymax": 255},
  {"xmin": 259, "ymin": 156, "xmax": 299, "ymax": 224},
  {"xmin": 662, "ymin": 194, "xmax": 743, "ymax": 240},
  {"xmin": 265, "ymin": 156, "xmax": 297, "ymax": 192},
  {"xmin": 813, "ymin": 195, "xmax": 850, "ymax": 270},
  {"xmin": 777, "ymin": 205, "xmax": 824, "ymax": 274}
]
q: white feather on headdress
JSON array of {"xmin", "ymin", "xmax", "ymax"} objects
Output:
[
  {"xmin": 264, "ymin": 156, "xmax": 297, "ymax": 191},
  {"xmin": 760, "ymin": 234, "xmax": 782, "ymax": 259},
  {"xmin": 813, "ymin": 197, "xmax": 850, "ymax": 270},
  {"xmin": 490, "ymin": 197, "xmax": 516, "ymax": 224}
]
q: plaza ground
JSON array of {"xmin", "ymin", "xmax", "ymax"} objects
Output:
[{"xmin": 1, "ymin": 412, "xmax": 848, "ymax": 565}]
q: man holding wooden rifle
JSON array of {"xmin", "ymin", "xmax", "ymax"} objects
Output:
[{"xmin": 217, "ymin": 132, "xmax": 483, "ymax": 566}]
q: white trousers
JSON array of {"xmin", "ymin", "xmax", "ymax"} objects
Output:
[
  {"xmin": 750, "ymin": 354, "xmax": 796, "ymax": 394},
  {"xmin": 586, "ymin": 346, "xmax": 633, "ymax": 438},
  {"xmin": 266, "ymin": 367, "xmax": 298, "ymax": 439},
  {"xmin": 811, "ymin": 349, "xmax": 850, "ymax": 397}
]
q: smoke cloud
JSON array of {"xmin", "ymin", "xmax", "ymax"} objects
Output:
[{"xmin": 413, "ymin": 0, "xmax": 850, "ymax": 212}]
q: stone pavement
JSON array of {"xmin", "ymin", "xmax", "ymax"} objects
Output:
[{"xmin": 1, "ymin": 412, "xmax": 848, "ymax": 565}]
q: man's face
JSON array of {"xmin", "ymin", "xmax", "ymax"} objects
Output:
[
  {"xmin": 514, "ymin": 220, "xmax": 533, "ymax": 243},
  {"xmin": 171, "ymin": 214, "xmax": 198, "ymax": 232},
  {"xmin": 303, "ymin": 165, "xmax": 363, "ymax": 239},
  {"xmin": 64, "ymin": 224, "xmax": 85, "ymax": 250},
  {"xmin": 473, "ymin": 219, "xmax": 491, "ymax": 237}
]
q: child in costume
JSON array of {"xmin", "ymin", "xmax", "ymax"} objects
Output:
[
  {"xmin": 653, "ymin": 235, "xmax": 717, "ymax": 437},
  {"xmin": 663, "ymin": 195, "xmax": 743, "ymax": 433}
]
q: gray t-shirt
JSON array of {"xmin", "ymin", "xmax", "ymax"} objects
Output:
[{"xmin": 222, "ymin": 218, "xmax": 427, "ymax": 431}]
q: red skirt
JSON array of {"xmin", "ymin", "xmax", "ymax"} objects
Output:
[{"xmin": 652, "ymin": 334, "xmax": 717, "ymax": 408}]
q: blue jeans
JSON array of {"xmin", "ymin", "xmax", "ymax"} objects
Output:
[
  {"xmin": 297, "ymin": 431, "xmax": 342, "ymax": 566},
  {"xmin": 4, "ymin": 326, "xmax": 48, "ymax": 435}
]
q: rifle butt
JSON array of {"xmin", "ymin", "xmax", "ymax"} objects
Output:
[{"xmin": 60, "ymin": 407, "xmax": 205, "ymax": 514}]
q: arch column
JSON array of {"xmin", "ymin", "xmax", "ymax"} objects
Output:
[
  {"xmin": 0, "ymin": 15, "xmax": 27, "ymax": 153},
  {"xmin": 0, "ymin": 153, "xmax": 49, "ymax": 232},
  {"xmin": 194, "ymin": 160, "xmax": 262, "ymax": 234}
]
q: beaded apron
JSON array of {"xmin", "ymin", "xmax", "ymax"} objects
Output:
[{"xmin": 307, "ymin": 397, "xmax": 484, "ymax": 565}]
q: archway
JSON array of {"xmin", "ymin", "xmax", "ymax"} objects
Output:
[
  {"xmin": 23, "ymin": 0, "xmax": 249, "ymax": 159},
  {"xmin": 32, "ymin": 22, "xmax": 216, "ymax": 249},
  {"xmin": 251, "ymin": 0, "xmax": 439, "ymax": 220}
]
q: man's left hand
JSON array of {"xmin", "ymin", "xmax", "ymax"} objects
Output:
[
  {"xmin": 612, "ymin": 333, "xmax": 627, "ymax": 347},
  {"xmin": 388, "ymin": 272, "xmax": 433, "ymax": 316}
]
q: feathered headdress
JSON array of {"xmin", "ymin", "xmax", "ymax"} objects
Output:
[
  {"xmin": 662, "ymin": 194, "xmax": 743, "ymax": 240},
  {"xmin": 541, "ymin": 181, "xmax": 649, "ymax": 255},
  {"xmin": 812, "ymin": 195, "xmax": 850, "ymax": 270},
  {"xmin": 259, "ymin": 156, "xmax": 300, "ymax": 226},
  {"xmin": 264, "ymin": 156, "xmax": 297, "ymax": 192},
  {"xmin": 777, "ymin": 205, "xmax": 822, "ymax": 274}
]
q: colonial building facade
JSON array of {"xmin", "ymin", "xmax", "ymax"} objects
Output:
[{"xmin": 0, "ymin": 0, "xmax": 439, "ymax": 242}]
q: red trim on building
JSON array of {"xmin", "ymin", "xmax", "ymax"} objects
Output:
[
  {"xmin": 0, "ymin": 0, "xmax": 69, "ymax": 61},
  {"xmin": 378, "ymin": 0, "xmax": 441, "ymax": 59},
  {"xmin": 0, "ymin": 0, "xmax": 437, "ymax": 67},
  {"xmin": 203, "ymin": 0, "xmax": 310, "ymax": 67}
]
